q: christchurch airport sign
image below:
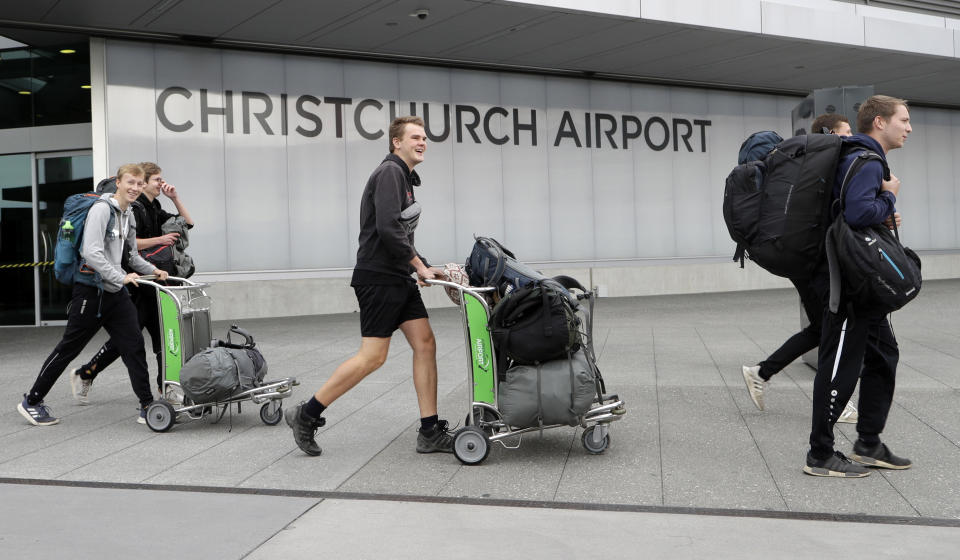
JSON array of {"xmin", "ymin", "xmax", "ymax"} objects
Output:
[{"xmin": 156, "ymin": 87, "xmax": 712, "ymax": 153}]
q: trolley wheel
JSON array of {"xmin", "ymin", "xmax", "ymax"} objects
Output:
[
  {"xmin": 146, "ymin": 400, "xmax": 176, "ymax": 433},
  {"xmin": 581, "ymin": 425, "xmax": 610, "ymax": 454},
  {"xmin": 260, "ymin": 401, "xmax": 283, "ymax": 425},
  {"xmin": 453, "ymin": 426, "xmax": 490, "ymax": 465},
  {"xmin": 464, "ymin": 406, "xmax": 499, "ymax": 436}
]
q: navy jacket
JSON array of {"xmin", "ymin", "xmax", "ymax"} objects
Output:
[{"xmin": 834, "ymin": 134, "xmax": 896, "ymax": 228}]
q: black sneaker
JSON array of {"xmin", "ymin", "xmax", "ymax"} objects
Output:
[
  {"xmin": 803, "ymin": 450, "xmax": 871, "ymax": 478},
  {"xmin": 416, "ymin": 419, "xmax": 454, "ymax": 453},
  {"xmin": 850, "ymin": 441, "xmax": 912, "ymax": 470},
  {"xmin": 284, "ymin": 403, "xmax": 324, "ymax": 456}
]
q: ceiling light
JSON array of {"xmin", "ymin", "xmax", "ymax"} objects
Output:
[
  {"xmin": 18, "ymin": 91, "xmax": 30, "ymax": 95},
  {"xmin": 81, "ymin": 85, "xmax": 92, "ymax": 89},
  {"xmin": 59, "ymin": 49, "xmax": 76, "ymax": 54}
]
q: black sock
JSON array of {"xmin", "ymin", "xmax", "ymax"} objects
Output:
[
  {"xmin": 420, "ymin": 414, "xmax": 438, "ymax": 432},
  {"xmin": 302, "ymin": 397, "xmax": 326, "ymax": 419}
]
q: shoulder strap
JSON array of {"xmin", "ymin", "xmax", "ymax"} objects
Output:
[{"xmin": 836, "ymin": 150, "xmax": 885, "ymax": 213}]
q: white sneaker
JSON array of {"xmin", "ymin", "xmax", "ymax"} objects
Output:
[
  {"xmin": 69, "ymin": 368, "xmax": 93, "ymax": 405},
  {"xmin": 838, "ymin": 401, "xmax": 858, "ymax": 424},
  {"xmin": 742, "ymin": 365, "xmax": 766, "ymax": 411}
]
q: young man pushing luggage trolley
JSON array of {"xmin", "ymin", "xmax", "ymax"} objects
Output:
[{"xmin": 284, "ymin": 116, "xmax": 454, "ymax": 456}]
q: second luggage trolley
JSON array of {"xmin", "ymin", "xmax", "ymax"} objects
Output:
[
  {"xmin": 427, "ymin": 278, "xmax": 626, "ymax": 465},
  {"xmin": 136, "ymin": 277, "xmax": 298, "ymax": 432}
]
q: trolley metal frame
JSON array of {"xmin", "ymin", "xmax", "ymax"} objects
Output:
[
  {"xmin": 427, "ymin": 278, "xmax": 626, "ymax": 464},
  {"xmin": 136, "ymin": 276, "xmax": 298, "ymax": 432}
]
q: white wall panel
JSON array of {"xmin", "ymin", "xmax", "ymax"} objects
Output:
[
  {"xmin": 104, "ymin": 41, "xmax": 157, "ymax": 170},
  {"xmin": 450, "ymin": 70, "xmax": 505, "ymax": 261},
  {"xmin": 670, "ymin": 88, "xmax": 711, "ymax": 257},
  {"xmin": 923, "ymin": 108, "xmax": 956, "ymax": 249},
  {"xmin": 631, "ymin": 85, "xmax": 674, "ymax": 257},
  {"xmin": 221, "ymin": 51, "xmax": 289, "ymax": 270},
  {"xmin": 590, "ymin": 81, "xmax": 636, "ymax": 259},
  {"xmin": 284, "ymin": 54, "xmax": 350, "ymax": 269},
  {"xmin": 500, "ymin": 74, "xmax": 551, "ymax": 261},
  {"xmin": 153, "ymin": 45, "xmax": 228, "ymax": 272},
  {"xmin": 546, "ymin": 78, "xmax": 594, "ymax": 260}
]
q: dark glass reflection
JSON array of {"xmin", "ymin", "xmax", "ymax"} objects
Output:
[{"xmin": 0, "ymin": 42, "xmax": 91, "ymax": 129}]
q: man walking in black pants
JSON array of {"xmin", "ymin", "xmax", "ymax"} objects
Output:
[
  {"xmin": 17, "ymin": 164, "xmax": 169, "ymax": 426},
  {"xmin": 284, "ymin": 116, "xmax": 453, "ymax": 457},
  {"xmin": 69, "ymin": 161, "xmax": 194, "ymax": 403},
  {"xmin": 803, "ymin": 95, "xmax": 912, "ymax": 478},
  {"xmin": 742, "ymin": 113, "xmax": 857, "ymax": 424}
]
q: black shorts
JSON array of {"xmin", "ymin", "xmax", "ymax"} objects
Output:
[{"xmin": 355, "ymin": 282, "xmax": 428, "ymax": 338}]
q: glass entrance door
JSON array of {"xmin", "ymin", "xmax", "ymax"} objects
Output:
[
  {"xmin": 0, "ymin": 154, "xmax": 35, "ymax": 325},
  {"xmin": 0, "ymin": 151, "xmax": 92, "ymax": 326},
  {"xmin": 37, "ymin": 152, "xmax": 93, "ymax": 324}
]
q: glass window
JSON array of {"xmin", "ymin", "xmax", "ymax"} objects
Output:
[{"xmin": 0, "ymin": 41, "xmax": 90, "ymax": 129}]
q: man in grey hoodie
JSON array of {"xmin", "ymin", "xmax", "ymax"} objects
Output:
[{"xmin": 17, "ymin": 164, "xmax": 169, "ymax": 426}]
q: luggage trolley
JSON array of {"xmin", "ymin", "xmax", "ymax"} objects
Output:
[
  {"xmin": 426, "ymin": 278, "xmax": 626, "ymax": 465},
  {"xmin": 136, "ymin": 276, "xmax": 298, "ymax": 432}
]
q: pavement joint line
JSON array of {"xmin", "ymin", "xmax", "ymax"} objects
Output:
[
  {"xmin": 2, "ymin": 477, "xmax": 959, "ymax": 528},
  {"xmin": 651, "ymin": 327, "xmax": 665, "ymax": 506},
  {"xmin": 695, "ymin": 326, "xmax": 790, "ymax": 510}
]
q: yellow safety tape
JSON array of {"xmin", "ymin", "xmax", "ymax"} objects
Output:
[{"xmin": 0, "ymin": 262, "xmax": 54, "ymax": 269}]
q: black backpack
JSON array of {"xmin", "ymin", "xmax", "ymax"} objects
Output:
[
  {"xmin": 825, "ymin": 151, "xmax": 921, "ymax": 315},
  {"xmin": 724, "ymin": 133, "xmax": 846, "ymax": 279},
  {"xmin": 489, "ymin": 278, "xmax": 582, "ymax": 367},
  {"xmin": 94, "ymin": 176, "xmax": 117, "ymax": 194}
]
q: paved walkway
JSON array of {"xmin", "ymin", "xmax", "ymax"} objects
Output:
[{"xmin": 2, "ymin": 280, "xmax": 958, "ymax": 557}]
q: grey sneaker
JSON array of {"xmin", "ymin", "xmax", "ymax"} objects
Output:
[
  {"xmin": 284, "ymin": 403, "xmax": 324, "ymax": 456},
  {"xmin": 137, "ymin": 403, "xmax": 149, "ymax": 424},
  {"xmin": 18, "ymin": 395, "xmax": 60, "ymax": 426},
  {"xmin": 742, "ymin": 365, "xmax": 766, "ymax": 410},
  {"xmin": 837, "ymin": 401, "xmax": 858, "ymax": 424},
  {"xmin": 69, "ymin": 368, "xmax": 93, "ymax": 405},
  {"xmin": 803, "ymin": 450, "xmax": 871, "ymax": 478},
  {"xmin": 850, "ymin": 441, "xmax": 912, "ymax": 470},
  {"xmin": 416, "ymin": 420, "xmax": 454, "ymax": 453}
]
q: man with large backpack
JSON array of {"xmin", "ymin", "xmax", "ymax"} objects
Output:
[
  {"xmin": 17, "ymin": 164, "xmax": 169, "ymax": 426},
  {"xmin": 803, "ymin": 95, "xmax": 912, "ymax": 478},
  {"xmin": 283, "ymin": 116, "xmax": 454, "ymax": 457},
  {"xmin": 741, "ymin": 114, "xmax": 858, "ymax": 424},
  {"xmin": 68, "ymin": 162, "xmax": 194, "ymax": 403}
]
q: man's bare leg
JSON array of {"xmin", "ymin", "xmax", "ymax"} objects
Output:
[
  {"xmin": 285, "ymin": 337, "xmax": 390, "ymax": 456},
  {"xmin": 399, "ymin": 317, "xmax": 437, "ymax": 418},
  {"xmin": 400, "ymin": 317, "xmax": 453, "ymax": 453},
  {"xmin": 314, "ymin": 337, "xmax": 391, "ymax": 406}
]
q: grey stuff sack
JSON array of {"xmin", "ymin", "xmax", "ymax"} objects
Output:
[
  {"xmin": 497, "ymin": 350, "xmax": 597, "ymax": 428},
  {"xmin": 179, "ymin": 347, "xmax": 241, "ymax": 404}
]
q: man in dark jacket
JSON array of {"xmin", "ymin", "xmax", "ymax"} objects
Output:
[
  {"xmin": 803, "ymin": 95, "xmax": 912, "ymax": 478},
  {"xmin": 69, "ymin": 162, "xmax": 194, "ymax": 403},
  {"xmin": 285, "ymin": 116, "xmax": 453, "ymax": 457}
]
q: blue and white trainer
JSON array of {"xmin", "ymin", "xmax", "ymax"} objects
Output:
[{"xmin": 17, "ymin": 395, "xmax": 60, "ymax": 426}]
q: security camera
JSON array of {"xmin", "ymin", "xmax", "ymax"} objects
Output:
[{"xmin": 411, "ymin": 8, "xmax": 429, "ymax": 20}]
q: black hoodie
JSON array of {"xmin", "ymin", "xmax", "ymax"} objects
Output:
[{"xmin": 351, "ymin": 154, "xmax": 428, "ymax": 284}]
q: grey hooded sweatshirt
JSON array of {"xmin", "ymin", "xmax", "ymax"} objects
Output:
[{"xmin": 80, "ymin": 193, "xmax": 155, "ymax": 293}]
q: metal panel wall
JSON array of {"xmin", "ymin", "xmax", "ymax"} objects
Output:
[{"xmin": 102, "ymin": 39, "xmax": 960, "ymax": 275}]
